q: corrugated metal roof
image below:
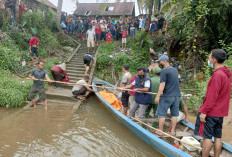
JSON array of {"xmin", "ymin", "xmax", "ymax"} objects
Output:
[
  {"xmin": 74, "ymin": 2, "xmax": 135, "ymax": 16},
  {"xmin": 36, "ymin": 0, "xmax": 56, "ymax": 9}
]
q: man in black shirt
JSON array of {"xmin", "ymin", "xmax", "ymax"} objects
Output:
[{"xmin": 158, "ymin": 13, "xmax": 165, "ymax": 30}]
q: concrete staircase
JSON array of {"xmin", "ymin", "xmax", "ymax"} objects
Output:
[
  {"xmin": 44, "ymin": 37, "xmax": 93, "ymax": 109},
  {"xmin": 66, "ymin": 43, "xmax": 89, "ymax": 83}
]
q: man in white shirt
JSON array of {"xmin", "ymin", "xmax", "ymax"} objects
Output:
[
  {"xmin": 100, "ymin": 21, "xmax": 107, "ymax": 42},
  {"xmin": 72, "ymin": 76, "xmax": 94, "ymax": 100},
  {"xmin": 121, "ymin": 65, "xmax": 132, "ymax": 116},
  {"xmin": 86, "ymin": 25, "xmax": 96, "ymax": 53}
]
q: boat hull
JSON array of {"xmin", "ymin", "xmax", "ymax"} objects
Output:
[{"xmin": 93, "ymin": 78, "xmax": 191, "ymax": 157}]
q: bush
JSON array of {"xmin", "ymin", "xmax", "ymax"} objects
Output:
[{"xmin": 0, "ymin": 69, "xmax": 32, "ymax": 108}]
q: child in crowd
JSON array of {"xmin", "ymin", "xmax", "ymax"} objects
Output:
[
  {"xmin": 130, "ymin": 24, "xmax": 135, "ymax": 37},
  {"xmin": 106, "ymin": 31, "xmax": 112, "ymax": 45},
  {"xmin": 121, "ymin": 28, "xmax": 128, "ymax": 50}
]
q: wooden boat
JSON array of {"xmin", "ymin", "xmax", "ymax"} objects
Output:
[{"xmin": 92, "ymin": 77, "xmax": 232, "ymax": 157}]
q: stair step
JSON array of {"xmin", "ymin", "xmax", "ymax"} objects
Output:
[
  {"xmin": 66, "ymin": 69, "xmax": 87, "ymax": 73},
  {"xmin": 67, "ymin": 73, "xmax": 86, "ymax": 77},
  {"xmin": 69, "ymin": 76, "xmax": 83, "ymax": 80},
  {"xmin": 67, "ymin": 64, "xmax": 85, "ymax": 68},
  {"xmin": 68, "ymin": 61, "xmax": 84, "ymax": 65},
  {"xmin": 66, "ymin": 67, "xmax": 86, "ymax": 71}
]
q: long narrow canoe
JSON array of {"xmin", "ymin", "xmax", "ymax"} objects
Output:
[{"xmin": 92, "ymin": 77, "xmax": 232, "ymax": 157}]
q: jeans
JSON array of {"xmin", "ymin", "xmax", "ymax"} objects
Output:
[{"xmin": 129, "ymin": 101, "xmax": 148, "ymax": 119}]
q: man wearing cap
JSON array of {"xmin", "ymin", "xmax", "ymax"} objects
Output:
[
  {"xmin": 154, "ymin": 55, "xmax": 181, "ymax": 136},
  {"xmin": 123, "ymin": 67, "xmax": 152, "ymax": 119},
  {"xmin": 145, "ymin": 68, "xmax": 162, "ymax": 127}
]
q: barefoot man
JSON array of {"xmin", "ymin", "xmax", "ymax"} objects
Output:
[
  {"xmin": 28, "ymin": 61, "xmax": 51, "ymax": 109},
  {"xmin": 154, "ymin": 55, "xmax": 181, "ymax": 136},
  {"xmin": 194, "ymin": 49, "xmax": 231, "ymax": 157}
]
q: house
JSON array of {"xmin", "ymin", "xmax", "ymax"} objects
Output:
[
  {"xmin": 74, "ymin": 2, "xmax": 135, "ymax": 17},
  {"xmin": 2, "ymin": 0, "xmax": 56, "ymax": 14},
  {"xmin": 21, "ymin": 0, "xmax": 57, "ymax": 11}
]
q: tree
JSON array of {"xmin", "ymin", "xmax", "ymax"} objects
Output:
[{"xmin": 56, "ymin": 0, "xmax": 63, "ymax": 23}]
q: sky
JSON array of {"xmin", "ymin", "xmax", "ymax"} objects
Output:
[{"xmin": 49, "ymin": 0, "xmax": 139, "ymax": 15}]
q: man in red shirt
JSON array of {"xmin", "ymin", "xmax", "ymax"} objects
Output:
[
  {"xmin": 29, "ymin": 36, "xmax": 41, "ymax": 66},
  {"xmin": 194, "ymin": 49, "xmax": 231, "ymax": 157},
  {"xmin": 95, "ymin": 22, "xmax": 101, "ymax": 46}
]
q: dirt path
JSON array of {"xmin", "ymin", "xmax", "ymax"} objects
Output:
[{"xmin": 188, "ymin": 99, "xmax": 232, "ymax": 145}]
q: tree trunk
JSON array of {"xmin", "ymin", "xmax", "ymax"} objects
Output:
[
  {"xmin": 145, "ymin": 0, "xmax": 154, "ymax": 31},
  {"xmin": 56, "ymin": 0, "xmax": 63, "ymax": 23},
  {"xmin": 158, "ymin": 0, "xmax": 161, "ymax": 13},
  {"xmin": 15, "ymin": 0, "xmax": 20, "ymax": 22}
]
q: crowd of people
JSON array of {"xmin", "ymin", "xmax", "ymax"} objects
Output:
[{"xmin": 60, "ymin": 13, "xmax": 167, "ymax": 52}]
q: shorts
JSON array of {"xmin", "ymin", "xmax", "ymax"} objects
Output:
[
  {"xmin": 31, "ymin": 47, "xmax": 39, "ymax": 57},
  {"xmin": 194, "ymin": 113, "xmax": 223, "ymax": 139},
  {"xmin": 83, "ymin": 58, "xmax": 91, "ymax": 66},
  {"xmin": 67, "ymin": 25, "xmax": 72, "ymax": 32},
  {"xmin": 72, "ymin": 86, "xmax": 87, "ymax": 96},
  {"xmin": 62, "ymin": 27, "xmax": 66, "ymax": 31},
  {"xmin": 87, "ymin": 40, "xmax": 95, "ymax": 47},
  {"xmin": 156, "ymin": 96, "xmax": 180, "ymax": 117},
  {"xmin": 121, "ymin": 91, "xmax": 130, "ymax": 108},
  {"xmin": 28, "ymin": 84, "xmax": 46, "ymax": 101},
  {"xmin": 122, "ymin": 38, "xmax": 127, "ymax": 44},
  {"xmin": 96, "ymin": 34, "xmax": 100, "ymax": 41},
  {"xmin": 100, "ymin": 32, "xmax": 106, "ymax": 40}
]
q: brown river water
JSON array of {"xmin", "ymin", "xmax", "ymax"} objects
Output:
[{"xmin": 0, "ymin": 96, "xmax": 162, "ymax": 157}]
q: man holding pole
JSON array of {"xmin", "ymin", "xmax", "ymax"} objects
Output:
[
  {"xmin": 194, "ymin": 49, "xmax": 231, "ymax": 157},
  {"xmin": 72, "ymin": 76, "xmax": 95, "ymax": 100},
  {"xmin": 154, "ymin": 55, "xmax": 181, "ymax": 136},
  {"xmin": 120, "ymin": 65, "xmax": 132, "ymax": 116},
  {"xmin": 123, "ymin": 67, "xmax": 152, "ymax": 119},
  {"xmin": 28, "ymin": 61, "xmax": 51, "ymax": 109}
]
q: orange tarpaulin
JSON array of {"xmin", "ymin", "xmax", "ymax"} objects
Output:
[{"xmin": 99, "ymin": 90, "xmax": 122, "ymax": 111}]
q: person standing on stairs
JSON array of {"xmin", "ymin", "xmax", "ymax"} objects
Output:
[
  {"xmin": 86, "ymin": 25, "xmax": 96, "ymax": 53},
  {"xmin": 28, "ymin": 61, "xmax": 51, "ymax": 109},
  {"xmin": 83, "ymin": 52, "xmax": 94, "ymax": 76}
]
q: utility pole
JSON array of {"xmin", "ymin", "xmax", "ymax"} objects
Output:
[{"xmin": 56, "ymin": 0, "xmax": 63, "ymax": 23}]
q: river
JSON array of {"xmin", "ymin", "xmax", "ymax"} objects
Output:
[{"xmin": 0, "ymin": 96, "xmax": 162, "ymax": 157}]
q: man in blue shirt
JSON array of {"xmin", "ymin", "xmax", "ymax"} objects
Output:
[
  {"xmin": 154, "ymin": 55, "xmax": 181, "ymax": 136},
  {"xmin": 28, "ymin": 61, "xmax": 51, "ymax": 109}
]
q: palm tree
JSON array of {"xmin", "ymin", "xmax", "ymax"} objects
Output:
[{"xmin": 56, "ymin": 0, "xmax": 63, "ymax": 23}]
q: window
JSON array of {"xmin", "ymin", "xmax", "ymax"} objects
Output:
[
  {"xmin": 105, "ymin": 6, "xmax": 114, "ymax": 11},
  {"xmin": 85, "ymin": 11, "xmax": 92, "ymax": 15}
]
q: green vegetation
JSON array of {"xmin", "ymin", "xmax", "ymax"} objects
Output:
[
  {"xmin": 96, "ymin": 31, "xmax": 151, "ymax": 84},
  {"xmin": 0, "ymin": 6, "xmax": 77, "ymax": 108},
  {"xmin": 0, "ymin": 69, "xmax": 32, "ymax": 108}
]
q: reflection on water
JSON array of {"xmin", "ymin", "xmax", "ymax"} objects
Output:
[{"xmin": 0, "ymin": 96, "xmax": 161, "ymax": 157}]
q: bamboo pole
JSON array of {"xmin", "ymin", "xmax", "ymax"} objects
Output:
[
  {"xmin": 131, "ymin": 117, "xmax": 202, "ymax": 151},
  {"xmin": 26, "ymin": 78, "xmax": 158, "ymax": 95}
]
